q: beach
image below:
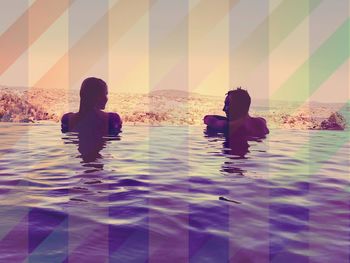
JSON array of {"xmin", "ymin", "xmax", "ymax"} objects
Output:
[{"xmin": 0, "ymin": 86, "xmax": 347, "ymax": 130}]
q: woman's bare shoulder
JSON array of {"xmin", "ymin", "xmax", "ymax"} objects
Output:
[
  {"xmin": 61, "ymin": 112, "xmax": 80, "ymax": 131},
  {"xmin": 62, "ymin": 112, "xmax": 80, "ymax": 122},
  {"xmin": 61, "ymin": 112, "xmax": 75, "ymax": 132},
  {"xmin": 62, "ymin": 112, "xmax": 73, "ymax": 122},
  {"xmin": 108, "ymin": 112, "xmax": 122, "ymax": 122},
  {"xmin": 108, "ymin": 112, "xmax": 122, "ymax": 133}
]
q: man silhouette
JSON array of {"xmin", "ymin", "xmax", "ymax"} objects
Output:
[{"xmin": 204, "ymin": 87, "xmax": 269, "ymax": 137}]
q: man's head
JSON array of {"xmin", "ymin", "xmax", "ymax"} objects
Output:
[{"xmin": 223, "ymin": 87, "xmax": 251, "ymax": 120}]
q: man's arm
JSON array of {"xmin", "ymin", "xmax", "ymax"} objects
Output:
[{"xmin": 204, "ymin": 115, "xmax": 228, "ymax": 131}]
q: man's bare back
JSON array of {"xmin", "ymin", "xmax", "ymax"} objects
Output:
[{"xmin": 204, "ymin": 115, "xmax": 269, "ymax": 137}]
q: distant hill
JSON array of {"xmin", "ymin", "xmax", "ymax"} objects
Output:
[
  {"xmin": 0, "ymin": 85, "xmax": 32, "ymax": 91},
  {"xmin": 149, "ymin": 89, "xmax": 205, "ymax": 98}
]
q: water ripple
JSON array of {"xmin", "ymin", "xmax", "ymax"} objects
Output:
[{"xmin": 0, "ymin": 124, "xmax": 348, "ymax": 261}]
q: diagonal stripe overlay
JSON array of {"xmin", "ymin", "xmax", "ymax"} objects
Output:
[
  {"xmin": 36, "ymin": 0, "xmax": 150, "ymax": 90},
  {"xmin": 272, "ymin": 18, "xmax": 349, "ymax": 106},
  {"xmin": 28, "ymin": 208, "xmax": 67, "ymax": 254},
  {"xmin": 232, "ymin": 0, "xmax": 322, "ymax": 82},
  {"xmin": 0, "ymin": 0, "xmax": 72, "ymax": 75}
]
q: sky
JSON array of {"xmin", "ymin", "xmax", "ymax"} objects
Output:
[{"xmin": 0, "ymin": 0, "xmax": 349, "ymax": 103}]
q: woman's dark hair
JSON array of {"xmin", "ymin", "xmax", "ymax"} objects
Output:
[
  {"xmin": 79, "ymin": 77, "xmax": 107, "ymax": 114},
  {"xmin": 226, "ymin": 87, "xmax": 251, "ymax": 120}
]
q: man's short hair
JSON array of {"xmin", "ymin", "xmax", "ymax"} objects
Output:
[{"xmin": 226, "ymin": 87, "xmax": 251, "ymax": 120}]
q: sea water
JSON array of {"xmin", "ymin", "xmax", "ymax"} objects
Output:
[{"xmin": 0, "ymin": 123, "xmax": 349, "ymax": 262}]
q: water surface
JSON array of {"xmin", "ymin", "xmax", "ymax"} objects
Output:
[{"xmin": 0, "ymin": 123, "xmax": 349, "ymax": 262}]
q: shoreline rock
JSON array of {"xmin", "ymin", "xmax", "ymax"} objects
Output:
[
  {"xmin": 0, "ymin": 89, "xmax": 58, "ymax": 123},
  {"xmin": 320, "ymin": 112, "xmax": 346, "ymax": 130}
]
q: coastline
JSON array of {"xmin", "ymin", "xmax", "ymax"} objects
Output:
[{"xmin": 0, "ymin": 87, "xmax": 347, "ymax": 130}]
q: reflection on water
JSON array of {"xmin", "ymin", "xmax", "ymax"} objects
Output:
[
  {"xmin": 204, "ymin": 127, "xmax": 268, "ymax": 176},
  {"xmin": 0, "ymin": 123, "xmax": 349, "ymax": 262},
  {"xmin": 62, "ymin": 130, "xmax": 121, "ymax": 170}
]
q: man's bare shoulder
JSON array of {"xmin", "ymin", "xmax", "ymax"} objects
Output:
[
  {"xmin": 248, "ymin": 116, "xmax": 269, "ymax": 135},
  {"xmin": 254, "ymin": 116, "xmax": 267, "ymax": 124}
]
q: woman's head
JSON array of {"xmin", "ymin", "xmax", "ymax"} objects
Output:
[{"xmin": 79, "ymin": 77, "xmax": 108, "ymax": 113}]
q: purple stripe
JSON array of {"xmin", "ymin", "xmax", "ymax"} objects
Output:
[
  {"xmin": 0, "ymin": 214, "xmax": 28, "ymax": 262},
  {"xmin": 28, "ymin": 208, "xmax": 67, "ymax": 254}
]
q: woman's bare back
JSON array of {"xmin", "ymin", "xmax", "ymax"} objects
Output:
[{"xmin": 61, "ymin": 110, "xmax": 122, "ymax": 135}]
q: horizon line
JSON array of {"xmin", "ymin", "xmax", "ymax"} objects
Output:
[{"xmin": 0, "ymin": 84, "xmax": 348, "ymax": 104}]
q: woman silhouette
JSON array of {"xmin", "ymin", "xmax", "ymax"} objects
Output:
[{"xmin": 61, "ymin": 77, "xmax": 122, "ymax": 134}]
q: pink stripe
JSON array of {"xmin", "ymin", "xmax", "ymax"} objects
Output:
[{"xmin": 0, "ymin": 0, "xmax": 72, "ymax": 75}]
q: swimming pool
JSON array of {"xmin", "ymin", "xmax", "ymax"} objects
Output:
[{"xmin": 0, "ymin": 123, "xmax": 349, "ymax": 262}]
